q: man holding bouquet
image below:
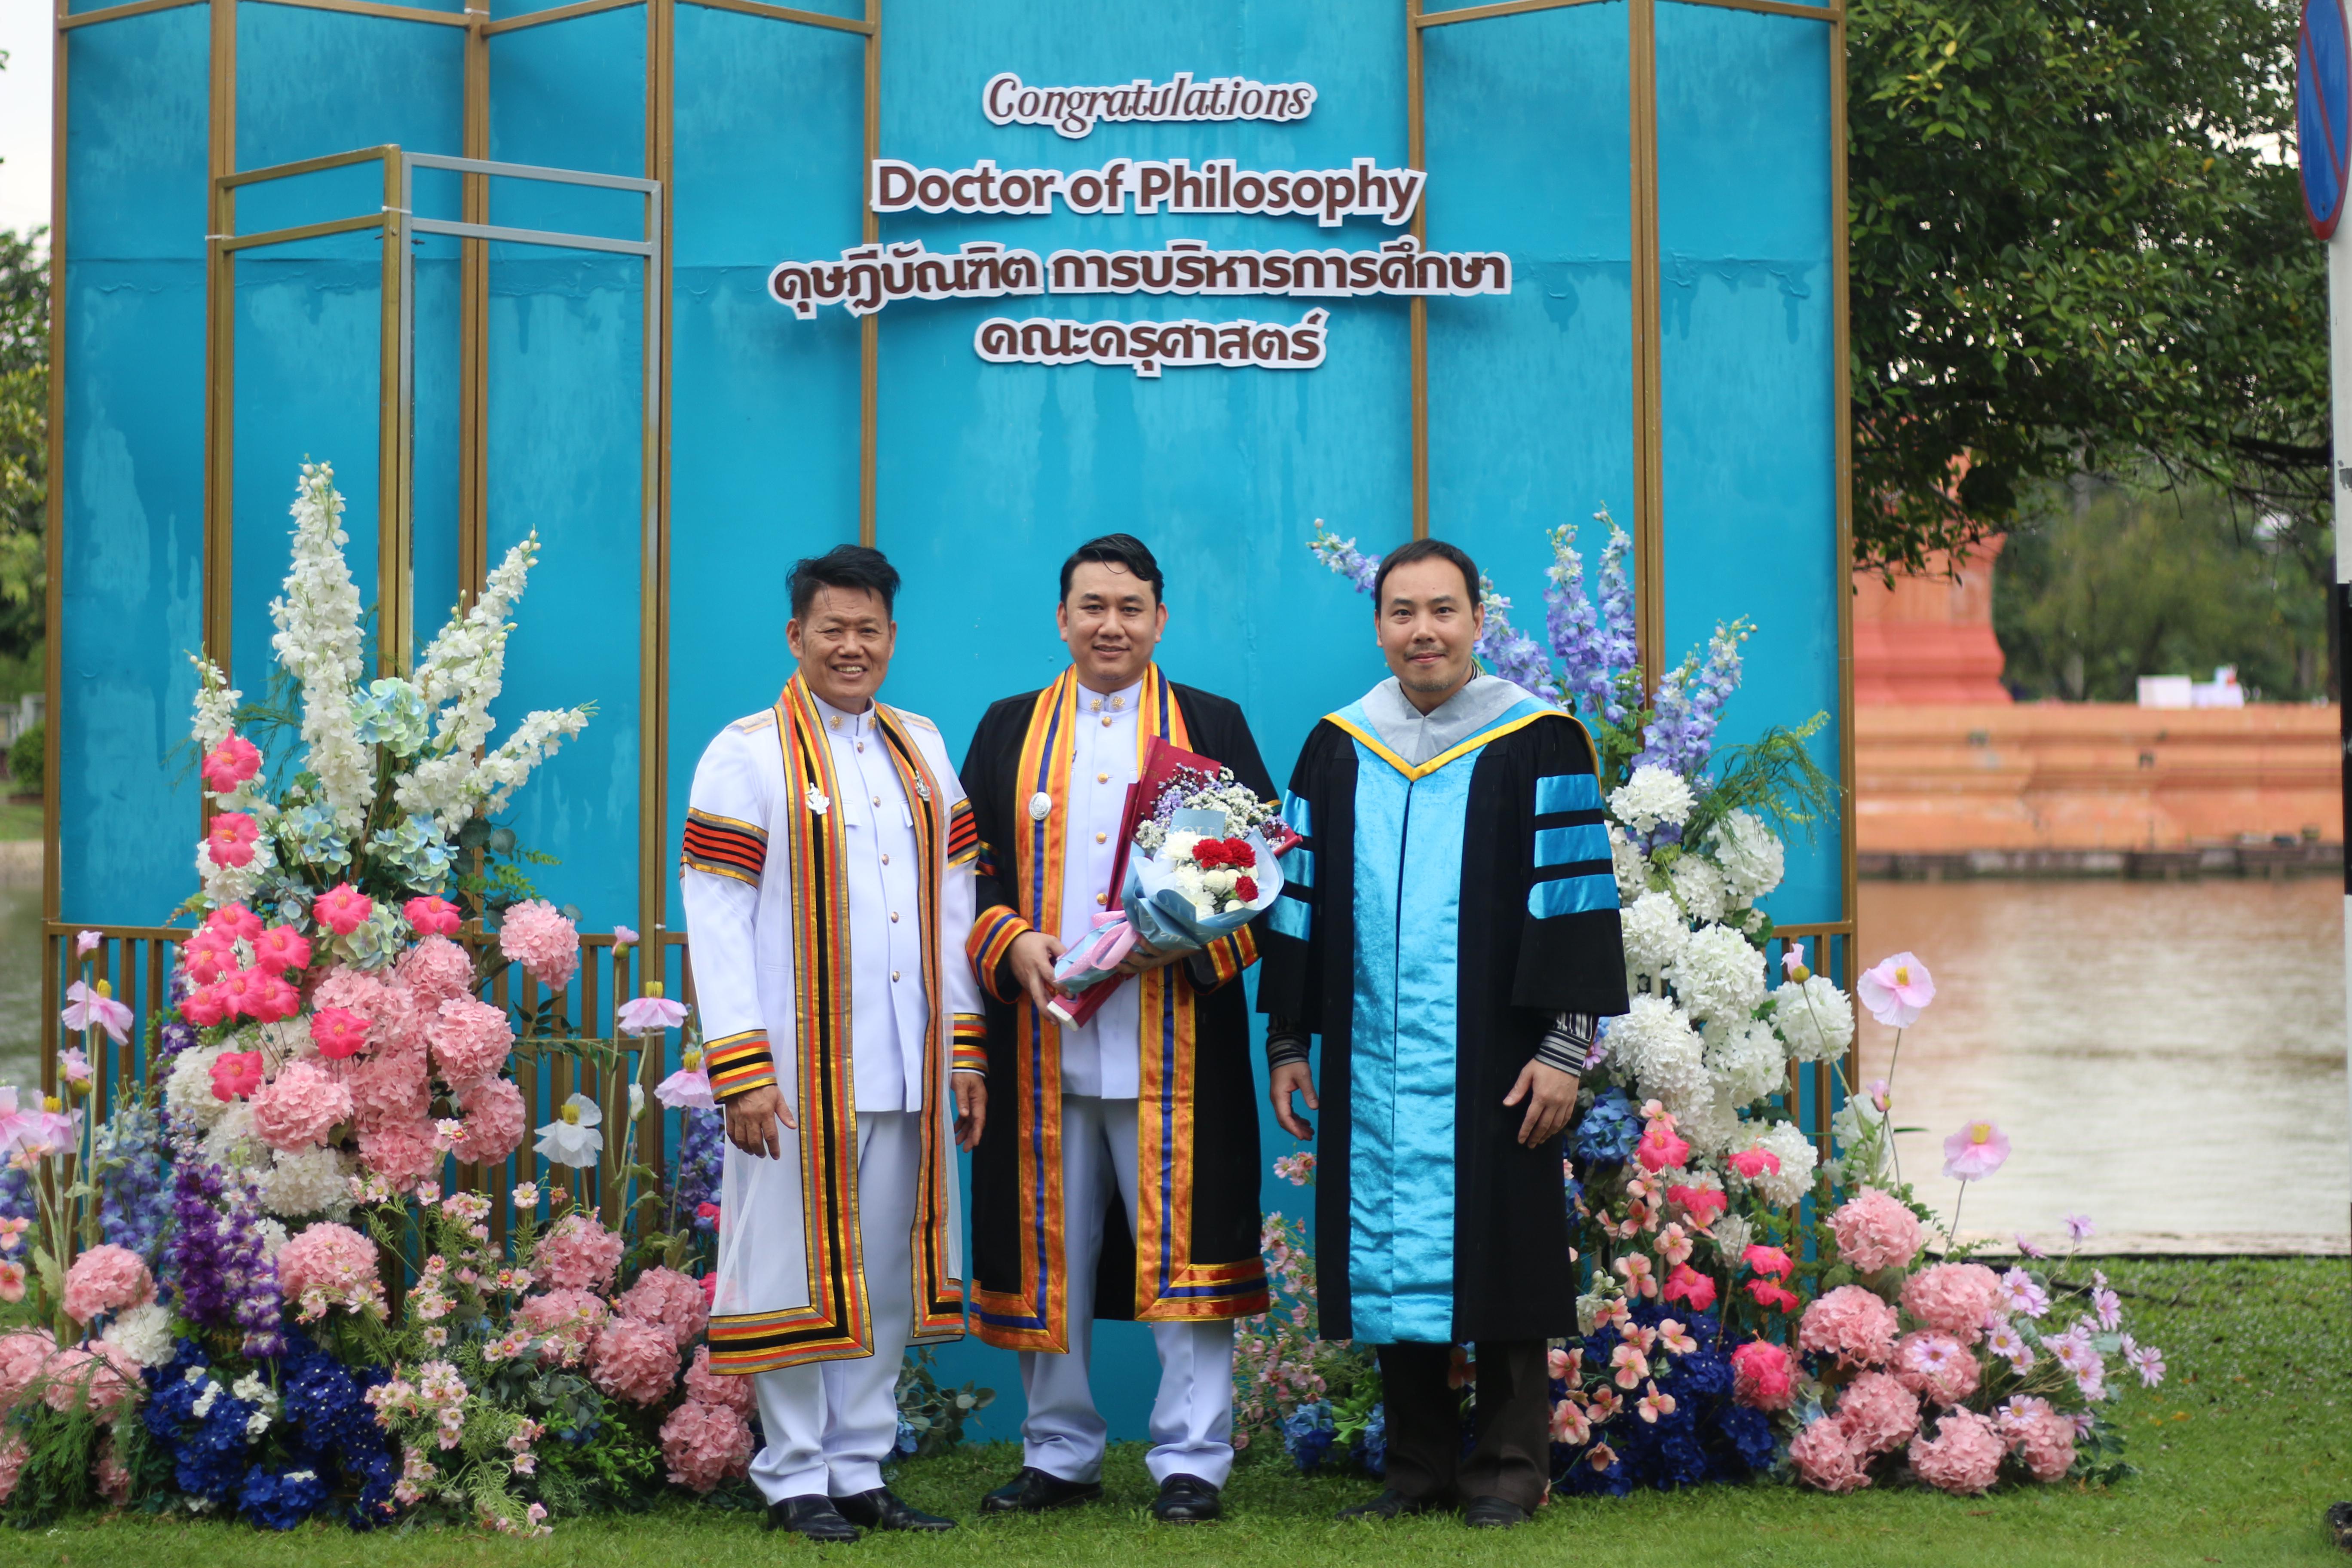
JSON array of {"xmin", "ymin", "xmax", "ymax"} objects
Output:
[
  {"xmin": 959, "ymin": 534, "xmax": 1275, "ymax": 1524},
  {"xmin": 1258, "ymin": 538, "xmax": 1629, "ymax": 1529}
]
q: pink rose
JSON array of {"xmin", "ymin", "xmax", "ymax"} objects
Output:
[
  {"xmin": 314, "ymin": 883, "xmax": 375, "ymax": 937},
  {"xmin": 209, "ymin": 1050, "xmax": 264, "ymax": 1102}
]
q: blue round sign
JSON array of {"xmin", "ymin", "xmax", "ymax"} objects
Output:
[{"xmin": 2300, "ymin": 0, "xmax": 2352, "ymax": 236}]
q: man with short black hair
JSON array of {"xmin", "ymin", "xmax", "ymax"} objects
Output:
[
  {"xmin": 682, "ymin": 544, "xmax": 988, "ymax": 1541},
  {"xmin": 1259, "ymin": 536, "xmax": 1629, "ymax": 1528},
  {"xmin": 960, "ymin": 534, "xmax": 1274, "ymax": 1524}
]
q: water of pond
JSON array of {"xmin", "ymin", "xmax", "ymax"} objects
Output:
[{"xmin": 1856, "ymin": 877, "xmax": 2349, "ymax": 1243}]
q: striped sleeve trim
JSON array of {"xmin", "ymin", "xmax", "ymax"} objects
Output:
[
  {"xmin": 951, "ymin": 1013, "xmax": 989, "ymax": 1075},
  {"xmin": 946, "ymin": 800, "xmax": 980, "ymax": 868},
  {"xmin": 704, "ymin": 1028, "xmax": 777, "ymax": 1102},
  {"xmin": 682, "ymin": 808, "xmax": 769, "ymax": 885},
  {"xmin": 967, "ymin": 905, "xmax": 1033, "ymax": 1004},
  {"xmin": 1200, "ymin": 925, "xmax": 1259, "ymax": 988}
]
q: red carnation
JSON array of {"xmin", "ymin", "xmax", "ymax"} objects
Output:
[{"xmin": 1234, "ymin": 876, "xmax": 1259, "ymax": 903}]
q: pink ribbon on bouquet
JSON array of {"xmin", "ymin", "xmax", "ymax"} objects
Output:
[{"xmin": 1046, "ymin": 912, "xmax": 1139, "ymax": 1026}]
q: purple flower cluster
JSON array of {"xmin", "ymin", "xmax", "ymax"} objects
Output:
[
  {"xmin": 168, "ymin": 1152, "xmax": 285, "ymax": 1355},
  {"xmin": 675, "ymin": 1107, "xmax": 726, "ymax": 1235},
  {"xmin": 95, "ymin": 1099, "xmax": 174, "ymax": 1261},
  {"xmin": 1544, "ymin": 513, "xmax": 1641, "ymax": 723},
  {"xmin": 1633, "ymin": 619, "xmax": 1750, "ymax": 778},
  {"xmin": 1473, "ymin": 588, "xmax": 1563, "ymax": 704}
]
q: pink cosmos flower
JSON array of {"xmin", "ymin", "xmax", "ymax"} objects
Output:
[
  {"xmin": 403, "ymin": 895, "xmax": 463, "ymax": 937},
  {"xmin": 251, "ymin": 925, "xmax": 312, "ymax": 974},
  {"xmin": 2124, "ymin": 1338, "xmax": 2165, "ymax": 1387},
  {"xmin": 1654, "ymin": 1319, "xmax": 1698, "ymax": 1357},
  {"xmin": 205, "ymin": 812, "xmax": 260, "ymax": 869},
  {"xmin": 60, "ymin": 981, "xmax": 133, "ymax": 1045},
  {"xmin": 201, "ymin": 734, "xmax": 262, "ymax": 794},
  {"xmin": 1727, "ymin": 1147, "xmax": 1781, "ymax": 1180},
  {"xmin": 209, "ymin": 1050, "xmax": 263, "ymax": 1102},
  {"xmin": 1856, "ymin": 951, "xmax": 1935, "ymax": 1027},
  {"xmin": 1654, "ymin": 1222, "xmax": 1694, "ymax": 1268},
  {"xmin": 314, "ymin": 883, "xmax": 375, "ymax": 937},
  {"xmin": 1611, "ymin": 1254, "xmax": 1657, "ymax": 1299},
  {"xmin": 58, "ymin": 1048, "xmax": 90, "ymax": 1090},
  {"xmin": 1999, "ymin": 1267, "xmax": 2050, "ymax": 1317},
  {"xmin": 1730, "ymin": 1341, "xmax": 1796, "ymax": 1410},
  {"xmin": 2064, "ymin": 1213, "xmax": 2095, "ymax": 1241},
  {"xmin": 1550, "ymin": 1398, "xmax": 1591, "ymax": 1445},
  {"xmin": 2014, "ymin": 1232, "xmax": 2048, "ymax": 1259},
  {"xmin": 311, "ymin": 1006, "xmax": 372, "ymax": 1060},
  {"xmin": 1610, "ymin": 1343, "xmax": 1650, "ymax": 1389},
  {"xmin": 612, "ymin": 925, "xmax": 640, "ymax": 948},
  {"xmin": 1743, "ymin": 1243, "xmax": 1795, "ymax": 1279},
  {"xmin": 1865, "ymin": 1078, "xmax": 1892, "ymax": 1112},
  {"xmin": 617, "ymin": 992, "xmax": 690, "ymax": 1035},
  {"xmin": 1547, "ymin": 1346, "xmax": 1581, "ymax": 1381},
  {"xmin": 1635, "ymin": 1381, "xmax": 1676, "ymax": 1424},
  {"xmin": 0, "ymin": 1262, "xmax": 22, "ymax": 1304},
  {"xmin": 1780, "ymin": 941, "xmax": 1806, "ymax": 978},
  {"xmin": 1942, "ymin": 1119, "xmax": 2011, "ymax": 1181},
  {"xmin": 1893, "ymin": 1330, "xmax": 1981, "ymax": 1406},
  {"xmin": 1985, "ymin": 1319, "xmax": 2034, "ymax": 1369}
]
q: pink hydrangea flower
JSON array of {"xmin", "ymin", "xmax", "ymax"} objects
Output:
[
  {"xmin": 1729, "ymin": 1340, "xmax": 1795, "ymax": 1411},
  {"xmin": 658, "ymin": 1399, "xmax": 754, "ymax": 1492},
  {"xmin": 0, "ymin": 1331, "xmax": 53, "ymax": 1415},
  {"xmin": 250, "ymin": 1059, "xmax": 355, "ymax": 1151},
  {"xmin": 427, "ymin": 995, "xmax": 514, "ymax": 1090},
  {"xmin": 1942, "ymin": 1119, "xmax": 2010, "ymax": 1181},
  {"xmin": 616, "ymin": 1266, "xmax": 710, "ymax": 1351},
  {"xmin": 1856, "ymin": 951, "xmax": 1935, "ymax": 1027},
  {"xmin": 1893, "ymin": 1330, "xmax": 1981, "ymax": 1406},
  {"xmin": 251, "ymin": 925, "xmax": 312, "ymax": 974},
  {"xmin": 1830, "ymin": 1188, "xmax": 1923, "ymax": 1274},
  {"xmin": 536, "ymin": 1213, "xmax": 625, "ymax": 1291},
  {"xmin": 590, "ymin": 1315, "xmax": 681, "ymax": 1406},
  {"xmin": 403, "ymin": 896, "xmax": 463, "ymax": 938},
  {"xmin": 1902, "ymin": 1262, "xmax": 2005, "ymax": 1344},
  {"xmin": 201, "ymin": 734, "xmax": 262, "ymax": 794},
  {"xmin": 205, "ymin": 812, "xmax": 260, "ymax": 869},
  {"xmin": 1797, "ymin": 1284, "xmax": 1901, "ymax": 1369},
  {"xmin": 0, "ymin": 1435, "xmax": 25, "ymax": 1506},
  {"xmin": 517, "ymin": 1289, "xmax": 610, "ymax": 1364},
  {"xmin": 61, "ymin": 1244, "xmax": 155, "ymax": 1326},
  {"xmin": 1832, "ymin": 1369, "xmax": 1920, "ymax": 1455},
  {"xmin": 342, "ymin": 1049, "xmax": 430, "ymax": 1127},
  {"xmin": 40, "ymin": 1342, "xmax": 141, "ymax": 1421},
  {"xmin": 1908, "ymin": 1408, "xmax": 2006, "ymax": 1494},
  {"xmin": 356, "ymin": 1116, "xmax": 443, "ymax": 1185},
  {"xmin": 210, "ymin": 1050, "xmax": 264, "ymax": 1102},
  {"xmin": 451, "ymin": 1077, "xmax": 527, "ymax": 1165},
  {"xmin": 276, "ymin": 1222, "xmax": 387, "ymax": 1318},
  {"xmin": 311, "ymin": 1006, "xmax": 372, "ymax": 1060},
  {"xmin": 314, "ymin": 883, "xmax": 375, "ymax": 937},
  {"xmin": 1994, "ymin": 1394, "xmax": 2077, "ymax": 1481},
  {"xmin": 1789, "ymin": 1417, "xmax": 1872, "ymax": 1493},
  {"xmin": 683, "ymin": 1344, "xmax": 753, "ymax": 1413},
  {"xmin": 499, "ymin": 900, "xmax": 580, "ymax": 992},
  {"xmin": 395, "ymin": 937, "xmax": 475, "ymax": 1017}
]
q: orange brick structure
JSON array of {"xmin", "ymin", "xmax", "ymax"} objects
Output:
[{"xmin": 1851, "ymin": 542, "xmax": 2342, "ymax": 859}]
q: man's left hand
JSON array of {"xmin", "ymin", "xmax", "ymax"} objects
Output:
[
  {"xmin": 1113, "ymin": 936, "xmax": 1185, "ymax": 976},
  {"xmin": 952, "ymin": 1072, "xmax": 988, "ymax": 1152},
  {"xmin": 1503, "ymin": 1060, "xmax": 1580, "ymax": 1147}
]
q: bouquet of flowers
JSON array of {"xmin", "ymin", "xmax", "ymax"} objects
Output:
[{"xmin": 1047, "ymin": 740, "xmax": 1298, "ymax": 1026}]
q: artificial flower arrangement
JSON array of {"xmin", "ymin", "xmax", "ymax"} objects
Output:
[{"xmin": 0, "ymin": 463, "xmax": 984, "ymax": 1533}]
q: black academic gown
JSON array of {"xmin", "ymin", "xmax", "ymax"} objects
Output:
[
  {"xmin": 1258, "ymin": 694, "xmax": 1629, "ymax": 1344},
  {"xmin": 959, "ymin": 664, "xmax": 1273, "ymax": 1353}
]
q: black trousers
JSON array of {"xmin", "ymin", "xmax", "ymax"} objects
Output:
[{"xmin": 1375, "ymin": 1339, "xmax": 1549, "ymax": 1511}]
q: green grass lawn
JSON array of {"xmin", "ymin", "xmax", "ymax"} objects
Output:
[
  {"xmin": 0, "ymin": 803, "xmax": 43, "ymax": 843},
  {"xmin": 1, "ymin": 1258, "xmax": 2344, "ymax": 1566}
]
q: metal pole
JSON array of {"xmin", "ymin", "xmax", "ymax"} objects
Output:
[{"xmin": 2332, "ymin": 216, "xmax": 2352, "ymax": 1253}]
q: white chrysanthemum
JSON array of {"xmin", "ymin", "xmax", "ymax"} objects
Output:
[
  {"xmin": 1712, "ymin": 1212, "xmax": 1755, "ymax": 1259},
  {"xmin": 1668, "ymin": 854, "xmax": 1728, "ymax": 925},
  {"xmin": 1608, "ymin": 824, "xmax": 1651, "ymax": 904},
  {"xmin": 1673, "ymin": 924, "xmax": 1767, "ymax": 1026},
  {"xmin": 1706, "ymin": 1017, "xmax": 1787, "ymax": 1107},
  {"xmin": 267, "ymin": 464, "xmax": 373, "ymax": 831},
  {"xmin": 202, "ymin": 1102, "xmax": 264, "ymax": 1171},
  {"xmin": 100, "ymin": 1302, "xmax": 178, "ymax": 1368},
  {"xmin": 164, "ymin": 1045, "xmax": 232, "ymax": 1132},
  {"xmin": 1731, "ymin": 1121, "xmax": 1819, "ymax": 1208},
  {"xmin": 1709, "ymin": 808, "xmax": 1786, "ymax": 902},
  {"xmin": 1672, "ymin": 1082, "xmax": 1741, "ymax": 1159},
  {"xmin": 1608, "ymin": 764, "xmax": 1695, "ymax": 834},
  {"xmin": 1620, "ymin": 891, "xmax": 1687, "ymax": 988},
  {"xmin": 260, "ymin": 1146, "xmax": 353, "ymax": 1219},
  {"xmin": 1771, "ymin": 975, "xmax": 1857, "ymax": 1063},
  {"xmin": 1600, "ymin": 993, "xmax": 1700, "ymax": 1092}
]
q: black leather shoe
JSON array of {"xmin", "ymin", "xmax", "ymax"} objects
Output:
[
  {"xmin": 1151, "ymin": 1473, "xmax": 1221, "ymax": 1523},
  {"xmin": 979, "ymin": 1467, "xmax": 1103, "ymax": 1515},
  {"xmin": 765, "ymin": 1494, "xmax": 861, "ymax": 1542},
  {"xmin": 1464, "ymin": 1495, "xmax": 1529, "ymax": 1529},
  {"xmin": 836, "ymin": 1488, "xmax": 955, "ymax": 1532},
  {"xmin": 1336, "ymin": 1488, "xmax": 1446, "ymax": 1521}
]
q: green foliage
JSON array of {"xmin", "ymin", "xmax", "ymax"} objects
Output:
[
  {"xmin": 1848, "ymin": 0, "xmax": 2326, "ymax": 579},
  {"xmin": 0, "ymin": 1401, "xmax": 107, "ymax": 1528},
  {"xmin": 8, "ymin": 721, "xmax": 38, "ymax": 794},
  {"xmin": 1994, "ymin": 477, "xmax": 2331, "ymax": 700},
  {"xmin": 891, "ymin": 1346, "xmax": 995, "ymax": 1461},
  {"xmin": 0, "ymin": 227, "xmax": 46, "ymax": 661},
  {"xmin": 1682, "ymin": 714, "xmax": 1839, "ymax": 847}
]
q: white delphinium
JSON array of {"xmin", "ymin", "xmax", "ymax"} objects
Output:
[
  {"xmin": 164, "ymin": 1044, "xmax": 233, "ymax": 1132},
  {"xmin": 188, "ymin": 655, "xmax": 242, "ymax": 754},
  {"xmin": 1672, "ymin": 923, "xmax": 1767, "ymax": 1027},
  {"xmin": 1771, "ymin": 974, "xmax": 1857, "ymax": 1063},
  {"xmin": 1708, "ymin": 808, "xmax": 1785, "ymax": 903},
  {"xmin": 1730, "ymin": 1121, "xmax": 1819, "ymax": 1208},
  {"xmin": 1706, "ymin": 1017, "xmax": 1787, "ymax": 1107},
  {"xmin": 1668, "ymin": 854, "xmax": 1728, "ymax": 925},
  {"xmin": 1608, "ymin": 823, "xmax": 1651, "ymax": 904},
  {"xmin": 1620, "ymin": 890, "xmax": 1687, "ymax": 990},
  {"xmin": 100, "ymin": 1302, "xmax": 179, "ymax": 1368},
  {"xmin": 477, "ymin": 705, "xmax": 594, "ymax": 815},
  {"xmin": 1608, "ymin": 764, "xmax": 1694, "ymax": 836},
  {"xmin": 1711, "ymin": 1212, "xmax": 1755, "ymax": 1259},
  {"xmin": 233, "ymin": 1372, "xmax": 279, "ymax": 1439},
  {"xmin": 266, "ymin": 464, "xmax": 372, "ymax": 832},
  {"xmin": 260, "ymin": 1146, "xmax": 354, "ymax": 1218}
]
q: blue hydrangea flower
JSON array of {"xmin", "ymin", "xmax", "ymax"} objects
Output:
[
  {"xmin": 350, "ymin": 677, "xmax": 432, "ymax": 756},
  {"xmin": 1571, "ymin": 1086, "xmax": 1642, "ymax": 1167}
]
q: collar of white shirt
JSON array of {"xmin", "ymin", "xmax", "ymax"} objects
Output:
[
  {"xmin": 809, "ymin": 690, "xmax": 879, "ymax": 736},
  {"xmin": 1077, "ymin": 677, "xmax": 1144, "ymax": 716}
]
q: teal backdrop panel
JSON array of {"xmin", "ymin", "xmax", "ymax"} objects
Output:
[
  {"xmin": 57, "ymin": 6, "xmax": 210, "ymax": 927},
  {"xmin": 1654, "ymin": 3, "xmax": 1842, "ymax": 924}
]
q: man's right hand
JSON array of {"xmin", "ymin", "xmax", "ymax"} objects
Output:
[
  {"xmin": 724, "ymin": 1084, "xmax": 796, "ymax": 1159},
  {"xmin": 1270, "ymin": 1061, "xmax": 1318, "ymax": 1139},
  {"xmin": 1007, "ymin": 931, "xmax": 1069, "ymax": 1016}
]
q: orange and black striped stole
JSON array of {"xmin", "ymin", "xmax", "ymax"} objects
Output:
[{"xmin": 946, "ymin": 798, "xmax": 979, "ymax": 868}]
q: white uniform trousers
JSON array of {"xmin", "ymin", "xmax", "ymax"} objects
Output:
[
  {"xmin": 749, "ymin": 1109, "xmax": 921, "ymax": 1503},
  {"xmin": 1019, "ymin": 1094, "xmax": 1236, "ymax": 1488}
]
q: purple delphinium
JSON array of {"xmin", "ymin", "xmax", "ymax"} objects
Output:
[
  {"xmin": 1473, "ymin": 585, "xmax": 1562, "ymax": 704},
  {"xmin": 675, "ymin": 1108, "xmax": 726, "ymax": 1235},
  {"xmin": 1308, "ymin": 522, "xmax": 1382, "ymax": 596},
  {"xmin": 220, "ymin": 1173, "xmax": 286, "ymax": 1357},
  {"xmin": 1545, "ymin": 519, "xmax": 1611, "ymax": 719},
  {"xmin": 169, "ymin": 1152, "xmax": 235, "ymax": 1326},
  {"xmin": 1595, "ymin": 521, "xmax": 1639, "ymax": 718},
  {"xmin": 1632, "ymin": 619, "xmax": 1749, "ymax": 779},
  {"xmin": 156, "ymin": 1017, "xmax": 199, "ymax": 1060},
  {"xmin": 95, "ymin": 1099, "xmax": 173, "ymax": 1262}
]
